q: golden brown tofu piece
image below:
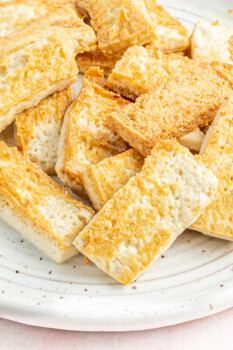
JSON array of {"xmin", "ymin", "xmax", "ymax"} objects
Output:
[
  {"xmin": 0, "ymin": 142, "xmax": 94, "ymax": 263},
  {"xmin": 16, "ymin": 87, "xmax": 73, "ymax": 175}
]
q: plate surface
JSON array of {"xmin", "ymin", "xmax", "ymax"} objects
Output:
[{"xmin": 0, "ymin": 0, "xmax": 233, "ymax": 332}]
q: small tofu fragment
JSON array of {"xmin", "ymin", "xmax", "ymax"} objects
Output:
[
  {"xmin": 16, "ymin": 87, "xmax": 73, "ymax": 175},
  {"xmin": 179, "ymin": 128, "xmax": 204, "ymax": 152},
  {"xmin": 55, "ymin": 67, "xmax": 129, "ymax": 195},
  {"xmin": 74, "ymin": 140, "xmax": 217, "ymax": 284},
  {"xmin": 107, "ymin": 65, "xmax": 231, "ymax": 156},
  {"xmin": 107, "ymin": 46, "xmax": 196, "ymax": 99},
  {"xmin": 82, "ymin": 148, "xmax": 144, "ymax": 210},
  {"xmin": 0, "ymin": 142, "xmax": 94, "ymax": 263},
  {"xmin": 191, "ymin": 95, "xmax": 233, "ymax": 240},
  {"xmin": 0, "ymin": 26, "xmax": 78, "ymax": 132}
]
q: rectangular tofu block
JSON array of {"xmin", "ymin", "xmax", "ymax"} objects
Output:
[
  {"xmin": 82, "ymin": 148, "xmax": 144, "ymax": 210},
  {"xmin": 191, "ymin": 95, "xmax": 233, "ymax": 240},
  {"xmin": 0, "ymin": 142, "xmax": 94, "ymax": 263},
  {"xmin": 0, "ymin": 1, "xmax": 97, "ymax": 54},
  {"xmin": 16, "ymin": 87, "xmax": 73, "ymax": 175},
  {"xmin": 107, "ymin": 65, "xmax": 232, "ymax": 156},
  {"xmin": 107, "ymin": 46, "xmax": 196, "ymax": 99},
  {"xmin": 78, "ymin": 0, "xmax": 153, "ymax": 56},
  {"xmin": 74, "ymin": 140, "xmax": 218, "ymax": 284},
  {"xmin": 55, "ymin": 67, "xmax": 129, "ymax": 195},
  {"xmin": 191, "ymin": 20, "xmax": 233, "ymax": 65},
  {"xmin": 0, "ymin": 26, "xmax": 78, "ymax": 133}
]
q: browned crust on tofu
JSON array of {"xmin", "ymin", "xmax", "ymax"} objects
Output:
[{"xmin": 107, "ymin": 64, "xmax": 232, "ymax": 156}]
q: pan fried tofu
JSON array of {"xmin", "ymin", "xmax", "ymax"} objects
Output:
[
  {"xmin": 76, "ymin": 49, "xmax": 120, "ymax": 76},
  {"xmin": 0, "ymin": 142, "xmax": 94, "ymax": 263},
  {"xmin": 55, "ymin": 67, "xmax": 129, "ymax": 196},
  {"xmin": 0, "ymin": 26, "xmax": 78, "ymax": 133},
  {"xmin": 191, "ymin": 95, "xmax": 233, "ymax": 240},
  {"xmin": 107, "ymin": 46, "xmax": 196, "ymax": 99},
  {"xmin": 78, "ymin": 0, "xmax": 153, "ymax": 56},
  {"xmin": 146, "ymin": 0, "xmax": 188, "ymax": 53},
  {"xmin": 0, "ymin": 1, "xmax": 97, "ymax": 54},
  {"xmin": 82, "ymin": 149, "xmax": 144, "ymax": 210},
  {"xmin": 74, "ymin": 140, "xmax": 217, "ymax": 284},
  {"xmin": 191, "ymin": 20, "xmax": 233, "ymax": 65},
  {"xmin": 16, "ymin": 87, "xmax": 73, "ymax": 175},
  {"xmin": 107, "ymin": 65, "xmax": 232, "ymax": 156}
]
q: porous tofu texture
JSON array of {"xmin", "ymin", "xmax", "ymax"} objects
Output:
[
  {"xmin": 82, "ymin": 149, "xmax": 144, "ymax": 210},
  {"xmin": 16, "ymin": 87, "xmax": 73, "ymax": 175}
]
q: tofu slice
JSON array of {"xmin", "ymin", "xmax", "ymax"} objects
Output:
[
  {"xmin": 191, "ymin": 95, "xmax": 233, "ymax": 240},
  {"xmin": 82, "ymin": 149, "xmax": 144, "ymax": 210},
  {"xmin": 191, "ymin": 20, "xmax": 233, "ymax": 65},
  {"xmin": 74, "ymin": 140, "xmax": 218, "ymax": 284},
  {"xmin": 76, "ymin": 49, "xmax": 120, "ymax": 76},
  {"xmin": 179, "ymin": 128, "xmax": 204, "ymax": 152},
  {"xmin": 55, "ymin": 67, "xmax": 129, "ymax": 196},
  {"xmin": 15, "ymin": 87, "xmax": 73, "ymax": 175},
  {"xmin": 78, "ymin": 0, "xmax": 153, "ymax": 56},
  {"xmin": 107, "ymin": 46, "xmax": 196, "ymax": 99},
  {"xmin": 107, "ymin": 64, "xmax": 232, "ymax": 156},
  {"xmin": 0, "ymin": 1, "xmax": 97, "ymax": 54},
  {"xmin": 0, "ymin": 26, "xmax": 78, "ymax": 133},
  {"xmin": 0, "ymin": 142, "xmax": 94, "ymax": 263},
  {"xmin": 146, "ymin": 0, "xmax": 188, "ymax": 53}
]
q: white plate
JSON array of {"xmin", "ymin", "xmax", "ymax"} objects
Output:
[{"xmin": 0, "ymin": 0, "xmax": 233, "ymax": 332}]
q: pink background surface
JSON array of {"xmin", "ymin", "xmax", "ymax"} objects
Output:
[{"xmin": 1, "ymin": 308, "xmax": 233, "ymax": 349}]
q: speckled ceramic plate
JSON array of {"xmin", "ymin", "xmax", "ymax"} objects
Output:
[{"xmin": 0, "ymin": 0, "xmax": 233, "ymax": 332}]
